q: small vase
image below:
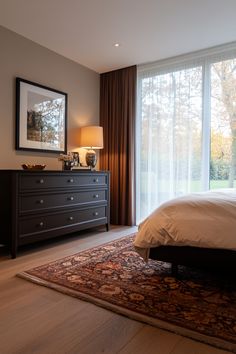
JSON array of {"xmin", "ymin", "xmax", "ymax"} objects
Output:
[
  {"xmin": 63, "ymin": 161, "xmax": 74, "ymax": 170},
  {"xmin": 86, "ymin": 150, "xmax": 97, "ymax": 169}
]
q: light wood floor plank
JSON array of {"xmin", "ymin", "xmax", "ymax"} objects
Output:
[
  {"xmin": 76, "ymin": 314, "xmax": 143, "ymax": 354},
  {"xmin": 118, "ymin": 325, "xmax": 181, "ymax": 354},
  {"xmin": 169, "ymin": 336, "xmax": 232, "ymax": 354}
]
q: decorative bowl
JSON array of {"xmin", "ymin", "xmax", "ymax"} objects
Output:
[{"xmin": 21, "ymin": 164, "xmax": 46, "ymax": 170}]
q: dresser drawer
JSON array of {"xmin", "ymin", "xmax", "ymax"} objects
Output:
[
  {"xmin": 19, "ymin": 206, "xmax": 106, "ymax": 238},
  {"xmin": 19, "ymin": 173, "xmax": 107, "ymax": 191},
  {"xmin": 19, "ymin": 190, "xmax": 107, "ymax": 213}
]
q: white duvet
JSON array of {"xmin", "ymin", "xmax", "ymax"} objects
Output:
[{"xmin": 134, "ymin": 190, "xmax": 236, "ymax": 260}]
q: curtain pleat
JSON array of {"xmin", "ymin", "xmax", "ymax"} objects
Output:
[{"xmin": 100, "ymin": 65, "xmax": 136, "ymax": 226}]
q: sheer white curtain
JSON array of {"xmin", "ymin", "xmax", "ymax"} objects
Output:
[{"xmin": 136, "ymin": 43, "xmax": 236, "ymax": 223}]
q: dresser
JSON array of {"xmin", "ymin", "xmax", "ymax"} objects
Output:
[{"xmin": 0, "ymin": 170, "xmax": 110, "ymax": 258}]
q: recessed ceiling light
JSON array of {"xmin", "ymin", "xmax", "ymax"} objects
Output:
[{"xmin": 114, "ymin": 43, "xmax": 120, "ymax": 47}]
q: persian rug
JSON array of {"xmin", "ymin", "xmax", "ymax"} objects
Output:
[{"xmin": 18, "ymin": 235, "xmax": 236, "ymax": 353}]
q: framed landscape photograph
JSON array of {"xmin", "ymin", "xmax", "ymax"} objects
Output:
[{"xmin": 16, "ymin": 78, "xmax": 67, "ymax": 153}]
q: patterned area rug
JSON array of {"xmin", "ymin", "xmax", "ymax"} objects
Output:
[{"xmin": 18, "ymin": 235, "xmax": 236, "ymax": 353}]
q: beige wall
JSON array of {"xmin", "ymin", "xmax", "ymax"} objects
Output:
[{"xmin": 0, "ymin": 25, "xmax": 99, "ymax": 170}]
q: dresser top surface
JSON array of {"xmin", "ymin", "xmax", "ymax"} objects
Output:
[{"xmin": 0, "ymin": 169, "xmax": 109, "ymax": 174}]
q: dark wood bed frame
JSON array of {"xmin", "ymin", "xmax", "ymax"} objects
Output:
[{"xmin": 149, "ymin": 246, "xmax": 236, "ymax": 276}]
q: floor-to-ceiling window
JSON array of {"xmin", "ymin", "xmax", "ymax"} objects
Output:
[
  {"xmin": 210, "ymin": 58, "xmax": 236, "ymax": 189},
  {"xmin": 136, "ymin": 44, "xmax": 236, "ymax": 223}
]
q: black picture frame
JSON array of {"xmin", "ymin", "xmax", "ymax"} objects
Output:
[{"xmin": 16, "ymin": 78, "xmax": 67, "ymax": 154}]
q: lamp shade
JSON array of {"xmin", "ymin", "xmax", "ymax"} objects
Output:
[{"xmin": 79, "ymin": 126, "xmax": 104, "ymax": 149}]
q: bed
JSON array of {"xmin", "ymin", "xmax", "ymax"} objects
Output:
[{"xmin": 134, "ymin": 190, "xmax": 236, "ymax": 275}]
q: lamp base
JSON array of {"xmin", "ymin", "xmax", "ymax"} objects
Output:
[{"xmin": 86, "ymin": 150, "xmax": 97, "ymax": 169}]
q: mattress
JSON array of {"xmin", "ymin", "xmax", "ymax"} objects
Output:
[{"xmin": 134, "ymin": 189, "xmax": 236, "ymax": 260}]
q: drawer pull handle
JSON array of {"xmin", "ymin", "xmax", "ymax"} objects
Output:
[
  {"xmin": 39, "ymin": 199, "xmax": 44, "ymax": 204},
  {"xmin": 93, "ymin": 178, "xmax": 99, "ymax": 183},
  {"xmin": 93, "ymin": 194, "xmax": 99, "ymax": 198},
  {"xmin": 68, "ymin": 216, "xmax": 74, "ymax": 221},
  {"xmin": 39, "ymin": 222, "xmax": 44, "ymax": 227},
  {"xmin": 68, "ymin": 179, "xmax": 74, "ymax": 183},
  {"xmin": 68, "ymin": 196, "xmax": 74, "ymax": 201},
  {"xmin": 39, "ymin": 179, "xmax": 44, "ymax": 184},
  {"xmin": 93, "ymin": 212, "xmax": 99, "ymax": 216}
]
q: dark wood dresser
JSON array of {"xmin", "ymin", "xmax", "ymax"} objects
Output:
[{"xmin": 0, "ymin": 170, "xmax": 110, "ymax": 258}]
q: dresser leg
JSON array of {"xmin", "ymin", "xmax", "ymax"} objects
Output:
[
  {"xmin": 11, "ymin": 249, "xmax": 17, "ymax": 259},
  {"xmin": 106, "ymin": 223, "xmax": 109, "ymax": 232},
  {"xmin": 11, "ymin": 240, "xmax": 17, "ymax": 259}
]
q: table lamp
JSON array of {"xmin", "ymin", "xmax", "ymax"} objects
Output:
[{"xmin": 79, "ymin": 126, "xmax": 104, "ymax": 169}]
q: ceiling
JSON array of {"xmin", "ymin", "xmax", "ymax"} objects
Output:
[{"xmin": 0, "ymin": 0, "xmax": 236, "ymax": 73}]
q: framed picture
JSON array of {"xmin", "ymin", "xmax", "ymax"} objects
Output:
[{"xmin": 16, "ymin": 78, "xmax": 67, "ymax": 153}]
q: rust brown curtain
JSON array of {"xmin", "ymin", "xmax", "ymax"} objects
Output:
[{"xmin": 100, "ymin": 65, "xmax": 136, "ymax": 226}]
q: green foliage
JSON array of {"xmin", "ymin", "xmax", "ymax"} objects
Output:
[
  {"xmin": 210, "ymin": 179, "xmax": 236, "ymax": 189},
  {"xmin": 210, "ymin": 159, "xmax": 230, "ymax": 180}
]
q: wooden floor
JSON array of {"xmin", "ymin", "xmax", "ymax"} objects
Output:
[{"xmin": 0, "ymin": 226, "xmax": 232, "ymax": 354}]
